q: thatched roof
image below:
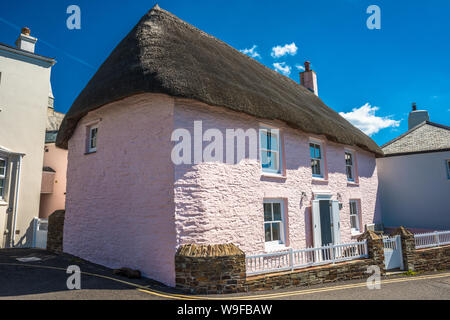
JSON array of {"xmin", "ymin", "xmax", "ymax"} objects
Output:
[{"xmin": 56, "ymin": 5, "xmax": 382, "ymax": 156}]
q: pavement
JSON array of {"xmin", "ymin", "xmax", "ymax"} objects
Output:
[{"xmin": 0, "ymin": 248, "xmax": 449, "ymax": 300}]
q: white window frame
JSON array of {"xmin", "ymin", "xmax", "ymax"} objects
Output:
[
  {"xmin": 345, "ymin": 150, "xmax": 355, "ymax": 182},
  {"xmin": 263, "ymin": 199, "xmax": 286, "ymax": 250},
  {"xmin": 446, "ymin": 160, "xmax": 450, "ymax": 180},
  {"xmin": 87, "ymin": 124, "xmax": 98, "ymax": 153},
  {"xmin": 259, "ymin": 127, "xmax": 282, "ymax": 175},
  {"xmin": 310, "ymin": 141, "xmax": 324, "ymax": 178},
  {"xmin": 0, "ymin": 157, "xmax": 7, "ymax": 200},
  {"xmin": 349, "ymin": 199, "xmax": 360, "ymax": 234}
]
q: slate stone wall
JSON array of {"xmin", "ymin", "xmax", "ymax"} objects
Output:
[
  {"xmin": 175, "ymin": 231, "xmax": 385, "ymax": 294},
  {"xmin": 47, "ymin": 210, "xmax": 65, "ymax": 253}
]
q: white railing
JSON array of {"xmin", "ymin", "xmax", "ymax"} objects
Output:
[
  {"xmin": 246, "ymin": 240, "xmax": 368, "ymax": 276},
  {"xmin": 414, "ymin": 230, "xmax": 450, "ymax": 249}
]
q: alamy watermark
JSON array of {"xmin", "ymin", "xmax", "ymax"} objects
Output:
[
  {"xmin": 366, "ymin": 5, "xmax": 381, "ymax": 30},
  {"xmin": 171, "ymin": 121, "xmax": 268, "ymax": 165},
  {"xmin": 66, "ymin": 265, "xmax": 81, "ymax": 290},
  {"xmin": 67, "ymin": 5, "xmax": 81, "ymax": 30},
  {"xmin": 366, "ymin": 265, "xmax": 381, "ymax": 289}
]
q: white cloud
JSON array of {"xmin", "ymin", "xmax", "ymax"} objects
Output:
[
  {"xmin": 295, "ymin": 64, "xmax": 305, "ymax": 71},
  {"xmin": 273, "ymin": 62, "xmax": 291, "ymax": 76},
  {"xmin": 271, "ymin": 42, "xmax": 298, "ymax": 58},
  {"xmin": 240, "ymin": 45, "xmax": 261, "ymax": 59},
  {"xmin": 339, "ymin": 103, "xmax": 400, "ymax": 136}
]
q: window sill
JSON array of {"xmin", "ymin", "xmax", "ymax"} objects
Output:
[
  {"xmin": 84, "ymin": 151, "xmax": 97, "ymax": 155},
  {"xmin": 264, "ymin": 245, "xmax": 289, "ymax": 253},
  {"xmin": 312, "ymin": 177, "xmax": 328, "ymax": 183},
  {"xmin": 261, "ymin": 173, "xmax": 287, "ymax": 179},
  {"xmin": 351, "ymin": 231, "xmax": 362, "ymax": 237},
  {"xmin": 347, "ymin": 181, "xmax": 359, "ymax": 186},
  {"xmin": 0, "ymin": 200, "xmax": 8, "ymax": 206}
]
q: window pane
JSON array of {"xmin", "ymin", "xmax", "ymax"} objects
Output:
[
  {"xmin": 315, "ymin": 145, "xmax": 321, "ymax": 159},
  {"xmin": 350, "ymin": 215, "xmax": 358, "ymax": 229},
  {"xmin": 0, "ymin": 159, "xmax": 5, "ymax": 176},
  {"xmin": 272, "ymin": 203, "xmax": 281, "ymax": 220},
  {"xmin": 260, "ymin": 130, "xmax": 268, "ymax": 149},
  {"xmin": 312, "ymin": 159, "xmax": 321, "ymax": 176},
  {"xmin": 265, "ymin": 223, "xmax": 272, "ymax": 242},
  {"xmin": 310, "ymin": 144, "xmax": 315, "ymax": 158},
  {"xmin": 271, "ymin": 223, "xmax": 281, "ymax": 241},
  {"xmin": 349, "ymin": 201, "xmax": 355, "ymax": 215},
  {"xmin": 346, "ymin": 166, "xmax": 353, "ymax": 180},
  {"xmin": 0, "ymin": 179, "xmax": 4, "ymax": 197},
  {"xmin": 345, "ymin": 152, "xmax": 353, "ymax": 165},
  {"xmin": 269, "ymin": 132, "xmax": 278, "ymax": 151},
  {"xmin": 264, "ymin": 203, "xmax": 272, "ymax": 221},
  {"xmin": 90, "ymin": 128, "xmax": 97, "ymax": 149}
]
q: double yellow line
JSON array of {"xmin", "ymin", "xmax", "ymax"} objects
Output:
[
  {"xmin": 139, "ymin": 271, "xmax": 450, "ymax": 300},
  {"xmin": 1, "ymin": 262, "xmax": 449, "ymax": 300}
]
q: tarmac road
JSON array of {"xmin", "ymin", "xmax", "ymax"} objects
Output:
[{"xmin": 0, "ymin": 248, "xmax": 449, "ymax": 300}]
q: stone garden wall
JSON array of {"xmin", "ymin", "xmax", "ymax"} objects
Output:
[
  {"xmin": 394, "ymin": 226, "xmax": 450, "ymax": 272},
  {"xmin": 175, "ymin": 231, "xmax": 385, "ymax": 294}
]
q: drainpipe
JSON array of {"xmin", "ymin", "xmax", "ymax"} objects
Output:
[{"xmin": 11, "ymin": 154, "xmax": 23, "ymax": 248}]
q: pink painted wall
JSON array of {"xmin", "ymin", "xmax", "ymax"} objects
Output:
[
  {"xmin": 63, "ymin": 94, "xmax": 177, "ymax": 286},
  {"xmin": 64, "ymin": 93, "xmax": 381, "ymax": 287},
  {"xmin": 39, "ymin": 143, "xmax": 68, "ymax": 218},
  {"xmin": 173, "ymin": 99, "xmax": 381, "ymax": 254}
]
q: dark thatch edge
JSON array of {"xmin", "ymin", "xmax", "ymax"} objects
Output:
[{"xmin": 56, "ymin": 5, "xmax": 383, "ymax": 157}]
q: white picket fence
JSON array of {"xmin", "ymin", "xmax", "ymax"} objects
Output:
[
  {"xmin": 246, "ymin": 240, "xmax": 368, "ymax": 276},
  {"xmin": 414, "ymin": 230, "xmax": 450, "ymax": 249}
]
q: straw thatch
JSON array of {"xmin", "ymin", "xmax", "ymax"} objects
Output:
[{"xmin": 56, "ymin": 5, "xmax": 382, "ymax": 156}]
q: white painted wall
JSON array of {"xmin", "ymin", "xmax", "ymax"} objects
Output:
[
  {"xmin": 377, "ymin": 151, "xmax": 450, "ymax": 230},
  {"xmin": 0, "ymin": 46, "xmax": 54, "ymax": 247}
]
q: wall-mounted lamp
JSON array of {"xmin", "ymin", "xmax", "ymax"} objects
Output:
[
  {"xmin": 337, "ymin": 193, "xmax": 342, "ymax": 202},
  {"xmin": 301, "ymin": 192, "xmax": 308, "ymax": 202}
]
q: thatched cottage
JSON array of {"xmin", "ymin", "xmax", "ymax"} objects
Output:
[{"xmin": 56, "ymin": 5, "xmax": 382, "ymax": 286}]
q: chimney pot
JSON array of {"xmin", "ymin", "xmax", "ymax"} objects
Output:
[
  {"xmin": 412, "ymin": 102, "xmax": 417, "ymax": 111},
  {"xmin": 304, "ymin": 61, "xmax": 311, "ymax": 72},
  {"xmin": 21, "ymin": 27, "xmax": 31, "ymax": 35}
]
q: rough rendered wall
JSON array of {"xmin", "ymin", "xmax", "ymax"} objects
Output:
[
  {"xmin": 63, "ymin": 94, "xmax": 177, "ymax": 286},
  {"xmin": 173, "ymin": 99, "xmax": 381, "ymax": 254}
]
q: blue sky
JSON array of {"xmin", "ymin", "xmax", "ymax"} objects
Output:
[{"xmin": 1, "ymin": 0, "xmax": 449, "ymax": 146}]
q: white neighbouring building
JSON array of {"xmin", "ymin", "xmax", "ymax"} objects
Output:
[
  {"xmin": 377, "ymin": 104, "xmax": 450, "ymax": 232},
  {"xmin": 0, "ymin": 27, "xmax": 56, "ymax": 247}
]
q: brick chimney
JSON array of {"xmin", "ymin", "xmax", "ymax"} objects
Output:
[
  {"xmin": 300, "ymin": 61, "xmax": 318, "ymax": 96},
  {"xmin": 15, "ymin": 27, "xmax": 37, "ymax": 53},
  {"xmin": 408, "ymin": 102, "xmax": 429, "ymax": 130}
]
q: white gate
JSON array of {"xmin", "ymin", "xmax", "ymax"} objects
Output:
[
  {"xmin": 383, "ymin": 235, "xmax": 403, "ymax": 270},
  {"xmin": 32, "ymin": 217, "xmax": 48, "ymax": 249}
]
